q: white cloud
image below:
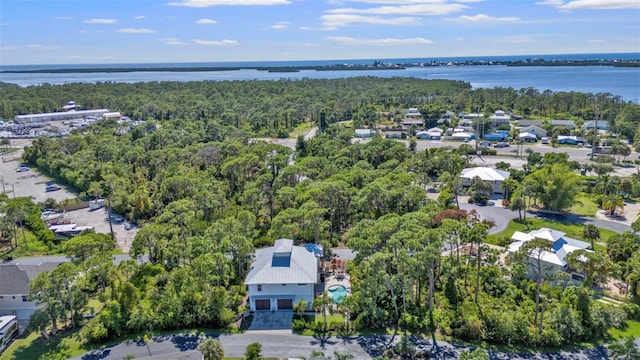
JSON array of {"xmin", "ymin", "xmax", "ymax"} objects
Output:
[
  {"xmin": 84, "ymin": 18, "xmax": 118, "ymax": 24},
  {"xmin": 537, "ymin": 0, "xmax": 639, "ymax": 9},
  {"xmin": 451, "ymin": 14, "xmax": 520, "ymax": 22},
  {"xmin": 493, "ymin": 35, "xmax": 535, "ymax": 44},
  {"xmin": 299, "ymin": 26, "xmax": 312, "ymax": 30},
  {"xmin": 192, "ymin": 39, "xmax": 238, "ymax": 45},
  {"xmin": 303, "ymin": 42, "xmax": 320, "ymax": 47},
  {"xmin": 162, "ymin": 38, "xmax": 189, "ymax": 45},
  {"xmin": 349, "ymin": 0, "xmax": 476, "ymax": 3},
  {"xmin": 68, "ymin": 55, "xmax": 116, "ymax": 61},
  {"xmin": 168, "ymin": 0, "xmax": 290, "ymax": 7},
  {"xmin": 327, "ymin": 3, "xmax": 468, "ymax": 15},
  {"xmin": 134, "ymin": 15, "xmax": 146, "ymax": 19},
  {"xmin": 327, "ymin": 36, "xmax": 433, "ymax": 46},
  {"xmin": 196, "ymin": 18, "xmax": 218, "ymax": 24},
  {"xmin": 321, "ymin": 14, "xmax": 420, "ymax": 29},
  {"xmin": 271, "ymin": 21, "xmax": 289, "ymax": 29},
  {"xmin": 535, "ymin": 0, "xmax": 564, "ymax": 5},
  {"xmin": 25, "ymin": 44, "xmax": 61, "ymax": 50},
  {"xmin": 116, "ymin": 28, "xmax": 156, "ymax": 34}
]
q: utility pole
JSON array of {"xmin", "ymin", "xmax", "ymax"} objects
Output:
[{"xmin": 591, "ymin": 97, "xmax": 599, "ymax": 160}]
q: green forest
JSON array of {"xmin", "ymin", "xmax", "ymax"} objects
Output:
[{"xmin": 1, "ymin": 77, "xmax": 640, "ymax": 357}]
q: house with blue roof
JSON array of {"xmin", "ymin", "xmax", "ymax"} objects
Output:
[{"xmin": 245, "ymin": 239, "xmax": 320, "ymax": 311}]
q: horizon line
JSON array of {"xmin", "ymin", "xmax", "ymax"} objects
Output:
[{"xmin": 2, "ymin": 51, "xmax": 639, "ymax": 68}]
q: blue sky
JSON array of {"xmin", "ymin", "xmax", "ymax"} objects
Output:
[{"xmin": 1, "ymin": 0, "xmax": 639, "ymax": 65}]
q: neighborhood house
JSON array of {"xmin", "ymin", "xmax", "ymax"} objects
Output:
[
  {"xmin": 0, "ymin": 258, "xmax": 67, "ymax": 320},
  {"xmin": 245, "ymin": 239, "xmax": 320, "ymax": 312},
  {"xmin": 508, "ymin": 228, "xmax": 591, "ymax": 281},
  {"xmin": 459, "ymin": 167, "xmax": 510, "ymax": 194}
]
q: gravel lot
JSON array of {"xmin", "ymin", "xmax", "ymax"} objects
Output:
[
  {"xmin": 1, "ymin": 139, "xmax": 138, "ymax": 253},
  {"xmin": 1, "ymin": 140, "xmax": 75, "ymax": 204},
  {"xmin": 62, "ymin": 207, "xmax": 138, "ymax": 253}
]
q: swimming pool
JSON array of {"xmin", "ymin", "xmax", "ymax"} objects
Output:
[{"xmin": 328, "ymin": 284, "xmax": 348, "ymax": 304}]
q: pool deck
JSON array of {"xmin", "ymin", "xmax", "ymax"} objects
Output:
[{"xmin": 324, "ymin": 272, "xmax": 351, "ymax": 303}]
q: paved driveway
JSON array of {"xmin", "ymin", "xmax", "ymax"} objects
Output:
[{"xmin": 248, "ymin": 311, "xmax": 293, "ymax": 331}]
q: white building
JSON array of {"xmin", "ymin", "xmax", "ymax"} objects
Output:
[
  {"xmin": 416, "ymin": 127, "xmax": 443, "ymax": 140},
  {"xmin": 245, "ymin": 239, "xmax": 319, "ymax": 311},
  {"xmin": 355, "ymin": 129, "xmax": 375, "ymax": 138},
  {"xmin": 459, "ymin": 167, "xmax": 510, "ymax": 194},
  {"xmin": 519, "ymin": 125, "xmax": 547, "ymax": 139},
  {"xmin": 508, "ymin": 228, "xmax": 591, "ymax": 281},
  {"xmin": 489, "ymin": 110, "xmax": 511, "ymax": 125},
  {"xmin": 15, "ymin": 109, "xmax": 110, "ymax": 124},
  {"xmin": 518, "ymin": 131, "xmax": 538, "ymax": 143},
  {"xmin": 404, "ymin": 108, "xmax": 422, "ymax": 118}
]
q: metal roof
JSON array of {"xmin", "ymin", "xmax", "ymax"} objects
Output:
[
  {"xmin": 245, "ymin": 239, "xmax": 318, "ymax": 285},
  {"xmin": 460, "ymin": 167, "xmax": 510, "ymax": 182}
]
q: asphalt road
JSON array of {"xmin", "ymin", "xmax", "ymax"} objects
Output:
[
  {"xmin": 70, "ymin": 332, "xmax": 612, "ymax": 360},
  {"xmin": 460, "ymin": 200, "xmax": 633, "ymax": 236}
]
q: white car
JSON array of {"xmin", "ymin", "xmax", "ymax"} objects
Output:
[{"xmin": 16, "ymin": 166, "xmax": 29, "ymax": 172}]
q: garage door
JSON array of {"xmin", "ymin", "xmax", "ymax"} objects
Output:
[
  {"xmin": 255, "ymin": 299, "xmax": 270, "ymax": 311},
  {"xmin": 277, "ymin": 299, "xmax": 293, "ymax": 310}
]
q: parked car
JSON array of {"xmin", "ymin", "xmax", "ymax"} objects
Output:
[
  {"xmin": 45, "ymin": 184, "xmax": 61, "ymax": 192},
  {"xmin": 494, "ymin": 142, "xmax": 510, "ymax": 148},
  {"xmin": 15, "ymin": 166, "xmax": 29, "ymax": 172}
]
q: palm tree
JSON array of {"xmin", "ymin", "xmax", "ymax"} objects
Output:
[
  {"xmin": 313, "ymin": 292, "xmax": 333, "ymax": 332},
  {"xmin": 603, "ymin": 194, "xmax": 625, "ymax": 216},
  {"xmin": 582, "ymin": 224, "xmax": 600, "ymax": 250},
  {"xmin": 501, "ymin": 178, "xmax": 519, "ymax": 200},
  {"xmin": 608, "ymin": 336, "xmax": 640, "ymax": 359},
  {"xmin": 198, "ymin": 338, "xmax": 224, "ymax": 360}
]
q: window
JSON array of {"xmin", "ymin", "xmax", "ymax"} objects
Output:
[
  {"xmin": 257, "ymin": 285, "xmax": 262, "ymax": 292},
  {"xmin": 22, "ymin": 296, "xmax": 28, "ymax": 302},
  {"xmin": 282, "ymin": 284, "xmax": 287, "ymax": 286},
  {"xmin": 11, "ymin": 296, "xmax": 15, "ymax": 300}
]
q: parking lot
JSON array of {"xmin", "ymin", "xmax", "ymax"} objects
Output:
[
  {"xmin": 1, "ymin": 140, "xmax": 137, "ymax": 252},
  {"xmin": 1, "ymin": 140, "xmax": 74, "ymax": 204}
]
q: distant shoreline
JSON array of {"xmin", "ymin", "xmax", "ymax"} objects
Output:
[{"xmin": 1, "ymin": 59, "xmax": 638, "ymax": 74}]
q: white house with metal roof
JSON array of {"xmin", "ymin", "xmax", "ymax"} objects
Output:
[
  {"xmin": 489, "ymin": 110, "xmax": 511, "ymax": 126},
  {"xmin": 459, "ymin": 167, "xmax": 510, "ymax": 194},
  {"xmin": 245, "ymin": 239, "xmax": 319, "ymax": 311},
  {"xmin": 507, "ymin": 228, "xmax": 591, "ymax": 281}
]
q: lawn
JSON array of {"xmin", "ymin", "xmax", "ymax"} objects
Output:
[
  {"xmin": 571, "ymin": 194, "xmax": 599, "ymax": 217},
  {"xmin": 486, "ymin": 218, "xmax": 617, "ymax": 247},
  {"xmin": 1, "ymin": 229, "xmax": 53, "ymax": 260},
  {"xmin": 0, "ymin": 328, "xmax": 89, "ymax": 360},
  {"xmin": 288, "ymin": 121, "xmax": 313, "ymax": 138},
  {"xmin": 608, "ymin": 320, "xmax": 640, "ymax": 339}
]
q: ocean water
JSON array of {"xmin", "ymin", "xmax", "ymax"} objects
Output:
[{"xmin": 1, "ymin": 53, "xmax": 639, "ymax": 101}]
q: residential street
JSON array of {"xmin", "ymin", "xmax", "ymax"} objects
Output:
[
  {"xmin": 69, "ymin": 332, "xmax": 612, "ymax": 360},
  {"xmin": 460, "ymin": 201, "xmax": 633, "ymax": 235}
]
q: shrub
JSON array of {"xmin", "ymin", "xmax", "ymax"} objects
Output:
[
  {"xmin": 481, "ymin": 149, "xmax": 497, "ymax": 156},
  {"xmin": 496, "ymin": 236, "xmax": 512, "ymax": 247},
  {"xmin": 292, "ymin": 319, "xmax": 306, "ymax": 331}
]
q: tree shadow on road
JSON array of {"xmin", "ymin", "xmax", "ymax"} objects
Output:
[{"xmin": 310, "ymin": 331, "xmax": 337, "ymax": 348}]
